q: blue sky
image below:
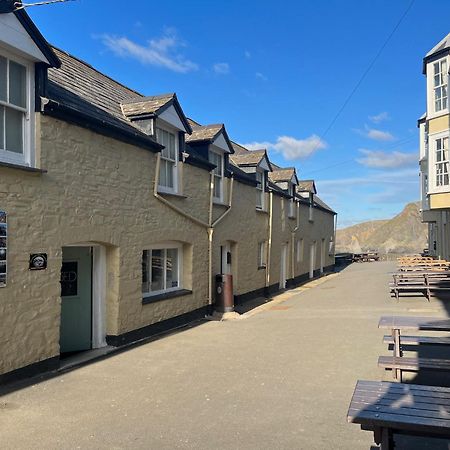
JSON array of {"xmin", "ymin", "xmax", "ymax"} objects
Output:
[{"xmin": 28, "ymin": 0, "xmax": 450, "ymax": 227}]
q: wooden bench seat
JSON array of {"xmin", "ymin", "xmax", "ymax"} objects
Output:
[
  {"xmin": 348, "ymin": 380, "xmax": 450, "ymax": 449},
  {"xmin": 378, "ymin": 356, "xmax": 450, "ymax": 382},
  {"xmin": 383, "ymin": 335, "xmax": 450, "ymax": 346}
]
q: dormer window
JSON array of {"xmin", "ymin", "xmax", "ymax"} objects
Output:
[
  {"xmin": 209, "ymin": 149, "xmax": 224, "ymax": 202},
  {"xmin": 156, "ymin": 127, "xmax": 178, "ymax": 192},
  {"xmin": 0, "ymin": 52, "xmax": 32, "ymax": 166},
  {"xmin": 434, "ymin": 59, "xmax": 448, "ymax": 112},
  {"xmin": 288, "ymin": 183, "xmax": 295, "ymax": 218},
  {"xmin": 255, "ymin": 169, "xmax": 265, "ymax": 210}
]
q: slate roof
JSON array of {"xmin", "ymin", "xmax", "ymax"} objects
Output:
[
  {"xmin": 230, "ymin": 149, "xmax": 266, "ymax": 167},
  {"xmin": 231, "ymin": 141, "xmax": 251, "ymax": 155},
  {"xmin": 297, "ymin": 180, "xmax": 316, "ymax": 193},
  {"xmin": 269, "ymin": 167, "xmax": 296, "ymax": 182},
  {"xmin": 314, "ymin": 195, "xmax": 336, "ymax": 214},
  {"xmin": 46, "ymin": 47, "xmax": 162, "ymax": 146},
  {"xmin": 186, "ymin": 123, "xmax": 224, "ymax": 143},
  {"xmin": 426, "ymin": 32, "xmax": 450, "ymax": 58},
  {"xmin": 121, "ymin": 94, "xmax": 174, "ymax": 118}
]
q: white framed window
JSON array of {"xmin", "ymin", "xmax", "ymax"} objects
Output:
[
  {"xmin": 288, "ymin": 183, "xmax": 295, "ymax": 218},
  {"xmin": 156, "ymin": 127, "xmax": 178, "ymax": 193},
  {"xmin": 209, "ymin": 149, "xmax": 224, "ymax": 202},
  {"xmin": 257, "ymin": 241, "xmax": 266, "ymax": 268},
  {"xmin": 328, "ymin": 237, "xmax": 334, "ymax": 255},
  {"xmin": 434, "ymin": 59, "xmax": 448, "ymax": 113},
  {"xmin": 0, "ymin": 50, "xmax": 34, "ymax": 167},
  {"xmin": 142, "ymin": 244, "xmax": 182, "ymax": 296},
  {"xmin": 255, "ymin": 170, "xmax": 265, "ymax": 209},
  {"xmin": 435, "ymin": 136, "xmax": 449, "ymax": 187},
  {"xmin": 297, "ymin": 239, "xmax": 304, "ymax": 263}
]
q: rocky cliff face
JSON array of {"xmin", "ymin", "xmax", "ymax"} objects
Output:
[{"xmin": 336, "ymin": 202, "xmax": 428, "ymax": 254}]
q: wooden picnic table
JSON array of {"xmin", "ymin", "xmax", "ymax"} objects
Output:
[
  {"xmin": 378, "ymin": 316, "xmax": 450, "ymax": 380},
  {"xmin": 347, "ymin": 380, "xmax": 450, "ymax": 449}
]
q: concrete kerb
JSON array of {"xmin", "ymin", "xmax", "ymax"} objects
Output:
[{"xmin": 213, "ymin": 272, "xmax": 341, "ymax": 320}]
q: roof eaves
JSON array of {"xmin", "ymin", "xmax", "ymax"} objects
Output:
[{"xmin": 14, "ymin": 9, "xmax": 61, "ymax": 68}]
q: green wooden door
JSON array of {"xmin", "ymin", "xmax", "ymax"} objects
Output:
[{"xmin": 60, "ymin": 247, "xmax": 92, "ymax": 353}]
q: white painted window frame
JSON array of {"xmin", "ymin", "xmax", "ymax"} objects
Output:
[
  {"xmin": 0, "ymin": 47, "xmax": 34, "ymax": 167},
  {"xmin": 142, "ymin": 242, "xmax": 183, "ymax": 297},
  {"xmin": 255, "ymin": 169, "xmax": 265, "ymax": 210},
  {"xmin": 156, "ymin": 125, "xmax": 179, "ymax": 194},
  {"xmin": 429, "ymin": 131, "xmax": 450, "ymax": 193},
  {"xmin": 434, "ymin": 58, "xmax": 448, "ymax": 113},
  {"xmin": 209, "ymin": 148, "xmax": 224, "ymax": 203}
]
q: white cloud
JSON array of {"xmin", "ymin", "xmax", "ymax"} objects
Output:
[
  {"xmin": 213, "ymin": 62, "xmax": 230, "ymax": 74},
  {"xmin": 355, "ymin": 125, "xmax": 395, "ymax": 141},
  {"xmin": 99, "ymin": 30, "xmax": 198, "ymax": 73},
  {"xmin": 243, "ymin": 134, "xmax": 327, "ymax": 161},
  {"xmin": 369, "ymin": 112, "xmax": 389, "ymax": 124},
  {"xmin": 366, "ymin": 128, "xmax": 395, "ymax": 141},
  {"xmin": 356, "ymin": 149, "xmax": 417, "ymax": 169},
  {"xmin": 255, "ymin": 72, "xmax": 268, "ymax": 81}
]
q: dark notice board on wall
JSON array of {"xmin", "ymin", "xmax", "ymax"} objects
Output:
[{"xmin": 0, "ymin": 211, "xmax": 6, "ymax": 287}]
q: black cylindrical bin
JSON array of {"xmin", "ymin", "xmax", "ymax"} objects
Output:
[{"xmin": 215, "ymin": 273, "xmax": 234, "ymax": 312}]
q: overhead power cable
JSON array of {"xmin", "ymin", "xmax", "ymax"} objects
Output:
[{"xmin": 302, "ymin": 0, "xmax": 416, "ymax": 177}]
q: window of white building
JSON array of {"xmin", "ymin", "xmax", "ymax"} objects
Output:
[
  {"xmin": 435, "ymin": 136, "xmax": 449, "ymax": 187},
  {"xmin": 0, "ymin": 51, "xmax": 33, "ymax": 166},
  {"xmin": 255, "ymin": 169, "xmax": 265, "ymax": 210},
  {"xmin": 142, "ymin": 245, "xmax": 182, "ymax": 296},
  {"xmin": 434, "ymin": 59, "xmax": 448, "ymax": 113},
  {"xmin": 209, "ymin": 150, "xmax": 224, "ymax": 202},
  {"xmin": 156, "ymin": 127, "xmax": 178, "ymax": 192}
]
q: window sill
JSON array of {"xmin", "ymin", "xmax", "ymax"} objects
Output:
[
  {"xmin": 256, "ymin": 208, "xmax": 268, "ymax": 214},
  {"xmin": 257, "ymin": 265, "xmax": 267, "ymax": 270},
  {"xmin": 288, "ymin": 215, "xmax": 296, "ymax": 220},
  {"xmin": 0, "ymin": 161, "xmax": 47, "ymax": 174},
  {"xmin": 213, "ymin": 200, "xmax": 228, "ymax": 207},
  {"xmin": 142, "ymin": 289, "xmax": 192, "ymax": 305},
  {"xmin": 157, "ymin": 190, "xmax": 187, "ymax": 199}
]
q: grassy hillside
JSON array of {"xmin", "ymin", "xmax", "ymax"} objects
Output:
[{"xmin": 336, "ymin": 202, "xmax": 427, "ymax": 254}]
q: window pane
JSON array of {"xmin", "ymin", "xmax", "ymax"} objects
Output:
[
  {"xmin": 151, "ymin": 249, "xmax": 164, "ymax": 291},
  {"xmin": 5, "ymin": 107, "xmax": 23, "ymax": 154},
  {"xmin": 0, "ymin": 107, "xmax": 4, "ymax": 150},
  {"xmin": 159, "ymin": 159, "xmax": 167, "ymax": 186},
  {"xmin": 168, "ymin": 133, "xmax": 175, "ymax": 160},
  {"xmin": 142, "ymin": 250, "xmax": 150, "ymax": 293},
  {"xmin": 166, "ymin": 248, "xmax": 179, "ymax": 288},
  {"xmin": 214, "ymin": 175, "xmax": 221, "ymax": 198},
  {"xmin": 166, "ymin": 160, "xmax": 174, "ymax": 188},
  {"xmin": 0, "ymin": 57, "xmax": 6, "ymax": 102},
  {"xmin": 9, "ymin": 61, "xmax": 26, "ymax": 108}
]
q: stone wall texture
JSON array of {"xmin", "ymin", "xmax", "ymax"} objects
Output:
[{"xmin": 0, "ymin": 114, "xmax": 335, "ymax": 376}]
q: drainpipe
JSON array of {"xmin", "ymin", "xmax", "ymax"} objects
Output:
[
  {"xmin": 291, "ymin": 200, "xmax": 300, "ymax": 280},
  {"xmin": 154, "ymin": 153, "xmax": 210, "ymax": 229},
  {"xmin": 266, "ymin": 190, "xmax": 273, "ymax": 292},
  {"xmin": 153, "ymin": 153, "xmax": 234, "ymax": 310}
]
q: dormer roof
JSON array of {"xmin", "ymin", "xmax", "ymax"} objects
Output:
[
  {"xmin": 121, "ymin": 93, "xmax": 192, "ymax": 134},
  {"xmin": 423, "ymin": 32, "xmax": 450, "ymax": 73},
  {"xmin": 0, "ymin": 7, "xmax": 60, "ymax": 67},
  {"xmin": 269, "ymin": 167, "xmax": 298, "ymax": 185},
  {"xmin": 230, "ymin": 149, "xmax": 272, "ymax": 171},
  {"xmin": 186, "ymin": 120, "xmax": 234, "ymax": 153},
  {"xmin": 297, "ymin": 179, "xmax": 317, "ymax": 194}
]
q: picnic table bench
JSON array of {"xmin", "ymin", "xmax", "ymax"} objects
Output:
[
  {"xmin": 347, "ymin": 380, "xmax": 450, "ymax": 449},
  {"xmin": 378, "ymin": 316, "xmax": 450, "ymax": 381},
  {"xmin": 390, "ymin": 271, "xmax": 450, "ymax": 300}
]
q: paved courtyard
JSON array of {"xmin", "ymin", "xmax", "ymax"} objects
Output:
[{"xmin": 1, "ymin": 261, "xmax": 449, "ymax": 449}]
